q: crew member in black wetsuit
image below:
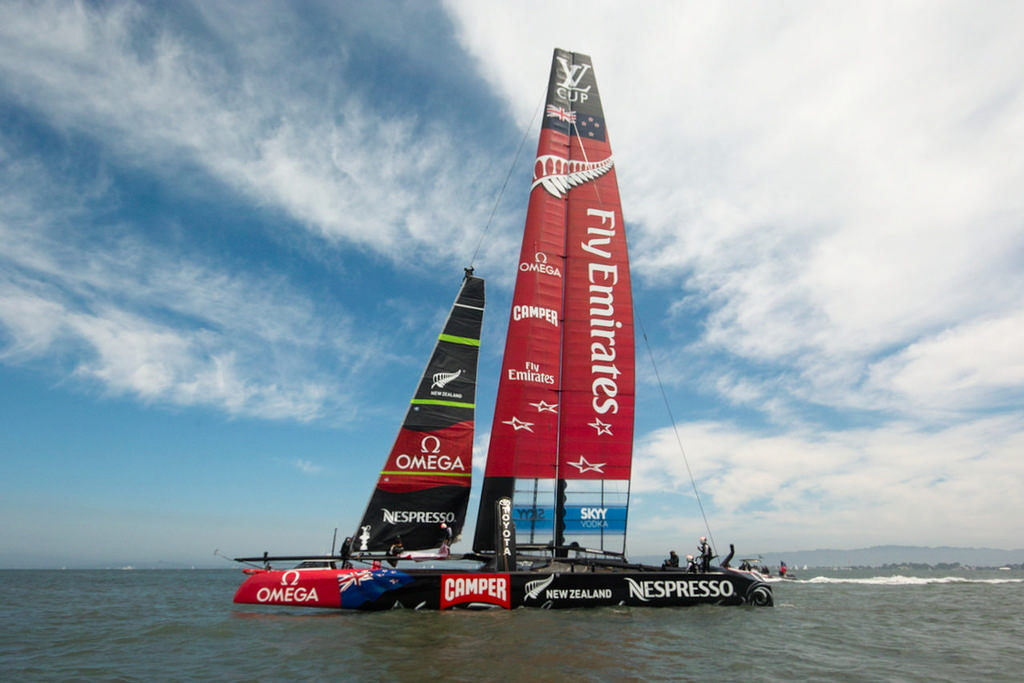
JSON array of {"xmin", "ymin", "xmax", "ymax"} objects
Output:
[
  {"xmin": 662, "ymin": 550, "xmax": 680, "ymax": 568},
  {"xmin": 387, "ymin": 537, "xmax": 404, "ymax": 567},
  {"xmin": 340, "ymin": 536, "xmax": 353, "ymax": 568}
]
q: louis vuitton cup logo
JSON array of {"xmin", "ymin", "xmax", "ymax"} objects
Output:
[{"xmin": 555, "ymin": 56, "xmax": 592, "ymax": 104}]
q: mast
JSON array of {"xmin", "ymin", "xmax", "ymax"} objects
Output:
[
  {"xmin": 475, "ymin": 49, "xmax": 634, "ymax": 555},
  {"xmin": 354, "ymin": 273, "xmax": 485, "ymax": 552}
]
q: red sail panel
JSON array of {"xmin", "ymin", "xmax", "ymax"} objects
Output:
[
  {"xmin": 482, "ymin": 134, "xmax": 569, "ymax": 479},
  {"xmin": 374, "ymin": 421, "xmax": 474, "ymax": 492},
  {"xmin": 559, "ymin": 149, "xmax": 634, "ymax": 481}
]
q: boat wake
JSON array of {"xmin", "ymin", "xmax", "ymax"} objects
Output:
[{"xmin": 800, "ymin": 575, "xmax": 1022, "ymax": 586}]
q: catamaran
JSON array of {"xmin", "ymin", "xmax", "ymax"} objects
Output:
[{"xmin": 232, "ymin": 48, "xmax": 773, "ymax": 610}]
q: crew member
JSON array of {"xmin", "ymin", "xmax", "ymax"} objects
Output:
[
  {"xmin": 340, "ymin": 536, "xmax": 353, "ymax": 569},
  {"xmin": 387, "ymin": 536, "xmax": 404, "ymax": 567},
  {"xmin": 697, "ymin": 536, "xmax": 713, "ymax": 572},
  {"xmin": 721, "ymin": 543, "xmax": 735, "ymax": 569},
  {"xmin": 662, "ymin": 550, "xmax": 680, "ymax": 568},
  {"xmin": 439, "ymin": 523, "xmax": 454, "ymax": 558}
]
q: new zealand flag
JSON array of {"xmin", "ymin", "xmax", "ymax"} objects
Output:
[{"xmin": 338, "ymin": 568, "xmax": 414, "ymax": 608}]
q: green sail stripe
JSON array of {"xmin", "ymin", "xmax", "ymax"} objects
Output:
[
  {"xmin": 411, "ymin": 399, "xmax": 475, "ymax": 409},
  {"xmin": 438, "ymin": 333, "xmax": 480, "ymax": 347},
  {"xmin": 379, "ymin": 470, "xmax": 472, "ymax": 478}
]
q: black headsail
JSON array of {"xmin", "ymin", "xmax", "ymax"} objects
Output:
[{"xmin": 353, "ymin": 273, "xmax": 485, "ymax": 552}]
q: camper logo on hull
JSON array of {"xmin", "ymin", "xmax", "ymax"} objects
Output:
[{"xmin": 441, "ymin": 574, "xmax": 510, "ymax": 609}]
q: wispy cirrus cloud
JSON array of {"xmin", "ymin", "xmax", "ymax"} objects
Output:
[
  {"xmin": 0, "ymin": 146, "xmax": 358, "ymax": 421},
  {"xmin": 0, "ymin": 0, "xmax": 514, "ymax": 271},
  {"xmin": 0, "ymin": 0, "xmax": 514, "ymax": 421}
]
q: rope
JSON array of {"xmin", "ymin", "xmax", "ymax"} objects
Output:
[
  {"xmin": 469, "ymin": 94, "xmax": 545, "ymax": 267},
  {"xmin": 636, "ymin": 314, "xmax": 718, "ymax": 555}
]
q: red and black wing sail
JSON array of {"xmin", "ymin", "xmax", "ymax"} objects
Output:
[{"xmin": 475, "ymin": 49, "xmax": 634, "ymax": 553}]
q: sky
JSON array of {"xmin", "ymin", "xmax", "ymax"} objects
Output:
[{"xmin": 1, "ymin": 0, "xmax": 1022, "ymax": 568}]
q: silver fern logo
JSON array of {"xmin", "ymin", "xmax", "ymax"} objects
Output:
[
  {"xmin": 523, "ymin": 574, "xmax": 555, "ymax": 601},
  {"xmin": 532, "ymin": 153, "xmax": 614, "ymax": 198},
  {"xmin": 431, "ymin": 369, "xmax": 463, "ymax": 389}
]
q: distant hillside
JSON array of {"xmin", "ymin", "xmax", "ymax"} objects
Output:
[{"xmin": 755, "ymin": 545, "xmax": 1024, "ymax": 568}]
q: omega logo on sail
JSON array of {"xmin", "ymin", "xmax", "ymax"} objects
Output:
[
  {"xmin": 520, "ymin": 252, "xmax": 562, "ymax": 277},
  {"xmin": 582, "ymin": 208, "xmax": 623, "ymax": 415},
  {"xmin": 394, "ymin": 453, "xmax": 466, "ymax": 471},
  {"xmin": 394, "ymin": 436, "xmax": 466, "ymax": 472}
]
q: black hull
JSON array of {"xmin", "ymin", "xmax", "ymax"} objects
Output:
[{"xmin": 233, "ymin": 564, "xmax": 773, "ymax": 610}]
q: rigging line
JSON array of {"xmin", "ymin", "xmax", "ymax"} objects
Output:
[
  {"xmin": 635, "ymin": 313, "xmax": 718, "ymax": 555},
  {"xmin": 469, "ymin": 93, "xmax": 546, "ymax": 268},
  {"xmin": 568, "ymin": 118, "xmax": 606, "ymax": 209}
]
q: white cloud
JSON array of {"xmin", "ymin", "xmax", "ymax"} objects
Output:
[
  {"xmin": 0, "ymin": 0, "xmax": 504, "ymax": 270},
  {"xmin": 865, "ymin": 312, "xmax": 1024, "ymax": 414},
  {"xmin": 0, "ymin": 153, "xmax": 360, "ymax": 421},
  {"xmin": 632, "ymin": 415, "xmax": 1024, "ymax": 549}
]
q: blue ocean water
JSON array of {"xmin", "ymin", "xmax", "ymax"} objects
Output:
[{"xmin": 1, "ymin": 568, "xmax": 1021, "ymax": 681}]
